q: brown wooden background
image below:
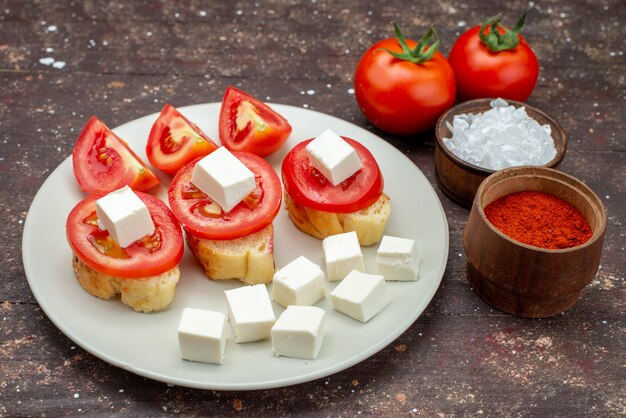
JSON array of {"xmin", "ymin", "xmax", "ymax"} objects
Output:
[{"xmin": 1, "ymin": 0, "xmax": 624, "ymax": 416}]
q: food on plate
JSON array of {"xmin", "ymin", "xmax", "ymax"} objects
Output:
[
  {"xmin": 178, "ymin": 308, "xmax": 228, "ymax": 364},
  {"xmin": 95, "ymin": 185, "xmax": 156, "ymax": 248},
  {"xmin": 186, "ymin": 226, "xmax": 275, "ymax": 284},
  {"xmin": 190, "ymin": 146, "xmax": 256, "ymax": 213},
  {"xmin": 305, "ymin": 129, "xmax": 363, "ymax": 186},
  {"xmin": 271, "ymin": 305, "xmax": 326, "ymax": 360},
  {"xmin": 224, "ymin": 284, "xmax": 275, "ymax": 343},
  {"xmin": 448, "ymin": 11, "xmax": 539, "ymax": 102},
  {"xmin": 322, "ymin": 231, "xmax": 365, "ymax": 282},
  {"xmin": 168, "ymin": 148, "xmax": 282, "ymax": 284},
  {"xmin": 219, "ymin": 86, "xmax": 292, "ymax": 157},
  {"xmin": 281, "ymin": 130, "xmax": 390, "ymax": 245},
  {"xmin": 72, "ymin": 116, "xmax": 160, "ymax": 194},
  {"xmin": 146, "ymin": 104, "xmax": 218, "ymax": 175},
  {"xmin": 330, "ymin": 270, "xmax": 390, "ymax": 323},
  {"xmin": 376, "ymin": 235, "xmax": 420, "ymax": 281},
  {"xmin": 271, "ymin": 255, "xmax": 326, "ymax": 308},
  {"xmin": 354, "ymin": 23, "xmax": 456, "ymax": 135},
  {"xmin": 66, "ymin": 188, "xmax": 184, "ymax": 312}
]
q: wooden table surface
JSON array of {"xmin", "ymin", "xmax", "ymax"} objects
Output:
[{"xmin": 1, "ymin": 1, "xmax": 624, "ymax": 416}]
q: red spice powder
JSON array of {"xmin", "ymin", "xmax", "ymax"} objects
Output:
[{"xmin": 483, "ymin": 191, "xmax": 592, "ymax": 249}]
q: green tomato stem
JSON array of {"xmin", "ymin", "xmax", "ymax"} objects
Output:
[
  {"xmin": 382, "ymin": 22, "xmax": 440, "ymax": 64},
  {"xmin": 479, "ymin": 9, "xmax": 529, "ymax": 52}
]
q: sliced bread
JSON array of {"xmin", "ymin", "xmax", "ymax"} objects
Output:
[
  {"xmin": 72, "ymin": 255, "xmax": 180, "ymax": 313},
  {"xmin": 284, "ymin": 192, "xmax": 391, "ymax": 246},
  {"xmin": 186, "ymin": 224, "xmax": 275, "ymax": 285}
]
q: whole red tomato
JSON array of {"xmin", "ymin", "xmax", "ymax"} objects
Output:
[
  {"xmin": 449, "ymin": 12, "xmax": 539, "ymax": 102},
  {"xmin": 354, "ymin": 24, "xmax": 456, "ymax": 135}
]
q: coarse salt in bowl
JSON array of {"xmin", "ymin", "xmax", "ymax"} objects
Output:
[
  {"xmin": 444, "ymin": 98, "xmax": 556, "ymax": 170},
  {"xmin": 434, "ymin": 98, "xmax": 567, "ymax": 208}
]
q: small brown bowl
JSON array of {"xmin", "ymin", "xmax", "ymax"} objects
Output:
[
  {"xmin": 435, "ymin": 98, "xmax": 568, "ymax": 208},
  {"xmin": 463, "ymin": 166, "xmax": 607, "ymax": 318}
]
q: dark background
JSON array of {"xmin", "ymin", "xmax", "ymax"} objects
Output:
[{"xmin": 1, "ymin": 1, "xmax": 624, "ymax": 416}]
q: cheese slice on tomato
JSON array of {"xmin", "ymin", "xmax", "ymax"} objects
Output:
[
  {"xmin": 191, "ymin": 147, "xmax": 256, "ymax": 213},
  {"xmin": 305, "ymin": 129, "xmax": 362, "ymax": 186},
  {"xmin": 95, "ymin": 186, "xmax": 155, "ymax": 248}
]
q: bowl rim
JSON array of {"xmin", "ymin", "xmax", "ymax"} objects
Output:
[
  {"xmin": 435, "ymin": 98, "xmax": 568, "ymax": 174},
  {"xmin": 473, "ymin": 166, "xmax": 607, "ymax": 254}
]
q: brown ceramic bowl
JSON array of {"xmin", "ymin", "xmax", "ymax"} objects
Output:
[
  {"xmin": 463, "ymin": 166, "xmax": 607, "ymax": 318},
  {"xmin": 435, "ymin": 98, "xmax": 568, "ymax": 208}
]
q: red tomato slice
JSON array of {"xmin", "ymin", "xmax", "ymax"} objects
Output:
[
  {"xmin": 66, "ymin": 192, "xmax": 184, "ymax": 279},
  {"xmin": 146, "ymin": 104, "xmax": 219, "ymax": 175},
  {"xmin": 168, "ymin": 151, "xmax": 282, "ymax": 240},
  {"xmin": 281, "ymin": 137, "xmax": 384, "ymax": 213},
  {"xmin": 219, "ymin": 86, "xmax": 292, "ymax": 157},
  {"xmin": 72, "ymin": 116, "xmax": 160, "ymax": 194}
]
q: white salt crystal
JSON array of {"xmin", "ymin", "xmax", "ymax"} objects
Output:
[
  {"xmin": 39, "ymin": 57, "xmax": 55, "ymax": 66},
  {"xmin": 443, "ymin": 99, "xmax": 556, "ymax": 170}
]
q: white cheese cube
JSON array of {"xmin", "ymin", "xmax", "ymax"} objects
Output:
[
  {"xmin": 376, "ymin": 235, "xmax": 420, "ymax": 281},
  {"xmin": 272, "ymin": 256, "xmax": 325, "ymax": 308},
  {"xmin": 95, "ymin": 186, "xmax": 155, "ymax": 248},
  {"xmin": 191, "ymin": 147, "xmax": 256, "ymax": 213},
  {"xmin": 224, "ymin": 284, "xmax": 275, "ymax": 343},
  {"xmin": 330, "ymin": 270, "xmax": 390, "ymax": 323},
  {"xmin": 177, "ymin": 308, "xmax": 227, "ymax": 365},
  {"xmin": 322, "ymin": 231, "xmax": 365, "ymax": 281},
  {"xmin": 305, "ymin": 129, "xmax": 363, "ymax": 186},
  {"xmin": 271, "ymin": 306, "xmax": 326, "ymax": 360}
]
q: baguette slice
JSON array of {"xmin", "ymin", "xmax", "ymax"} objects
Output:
[
  {"xmin": 186, "ymin": 224, "xmax": 275, "ymax": 285},
  {"xmin": 72, "ymin": 255, "xmax": 180, "ymax": 313},
  {"xmin": 284, "ymin": 192, "xmax": 391, "ymax": 246}
]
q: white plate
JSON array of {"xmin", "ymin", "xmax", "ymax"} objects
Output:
[{"xmin": 23, "ymin": 103, "xmax": 448, "ymax": 390}]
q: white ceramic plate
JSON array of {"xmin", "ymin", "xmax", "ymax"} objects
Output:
[{"xmin": 23, "ymin": 103, "xmax": 448, "ymax": 390}]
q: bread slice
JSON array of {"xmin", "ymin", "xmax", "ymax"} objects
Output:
[
  {"xmin": 72, "ymin": 255, "xmax": 180, "ymax": 313},
  {"xmin": 186, "ymin": 224, "xmax": 275, "ymax": 285},
  {"xmin": 284, "ymin": 192, "xmax": 391, "ymax": 246}
]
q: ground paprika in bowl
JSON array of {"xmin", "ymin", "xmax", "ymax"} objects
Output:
[
  {"xmin": 463, "ymin": 166, "xmax": 606, "ymax": 318},
  {"xmin": 484, "ymin": 191, "xmax": 592, "ymax": 250}
]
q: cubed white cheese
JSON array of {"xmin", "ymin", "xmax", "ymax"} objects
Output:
[
  {"xmin": 191, "ymin": 147, "xmax": 256, "ymax": 213},
  {"xmin": 330, "ymin": 270, "xmax": 390, "ymax": 323},
  {"xmin": 271, "ymin": 305, "xmax": 326, "ymax": 360},
  {"xmin": 95, "ymin": 186, "xmax": 155, "ymax": 248},
  {"xmin": 305, "ymin": 129, "xmax": 362, "ymax": 186},
  {"xmin": 272, "ymin": 256, "xmax": 326, "ymax": 308},
  {"xmin": 322, "ymin": 231, "xmax": 365, "ymax": 281},
  {"xmin": 224, "ymin": 284, "xmax": 275, "ymax": 343},
  {"xmin": 177, "ymin": 308, "xmax": 227, "ymax": 365},
  {"xmin": 376, "ymin": 235, "xmax": 420, "ymax": 281}
]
